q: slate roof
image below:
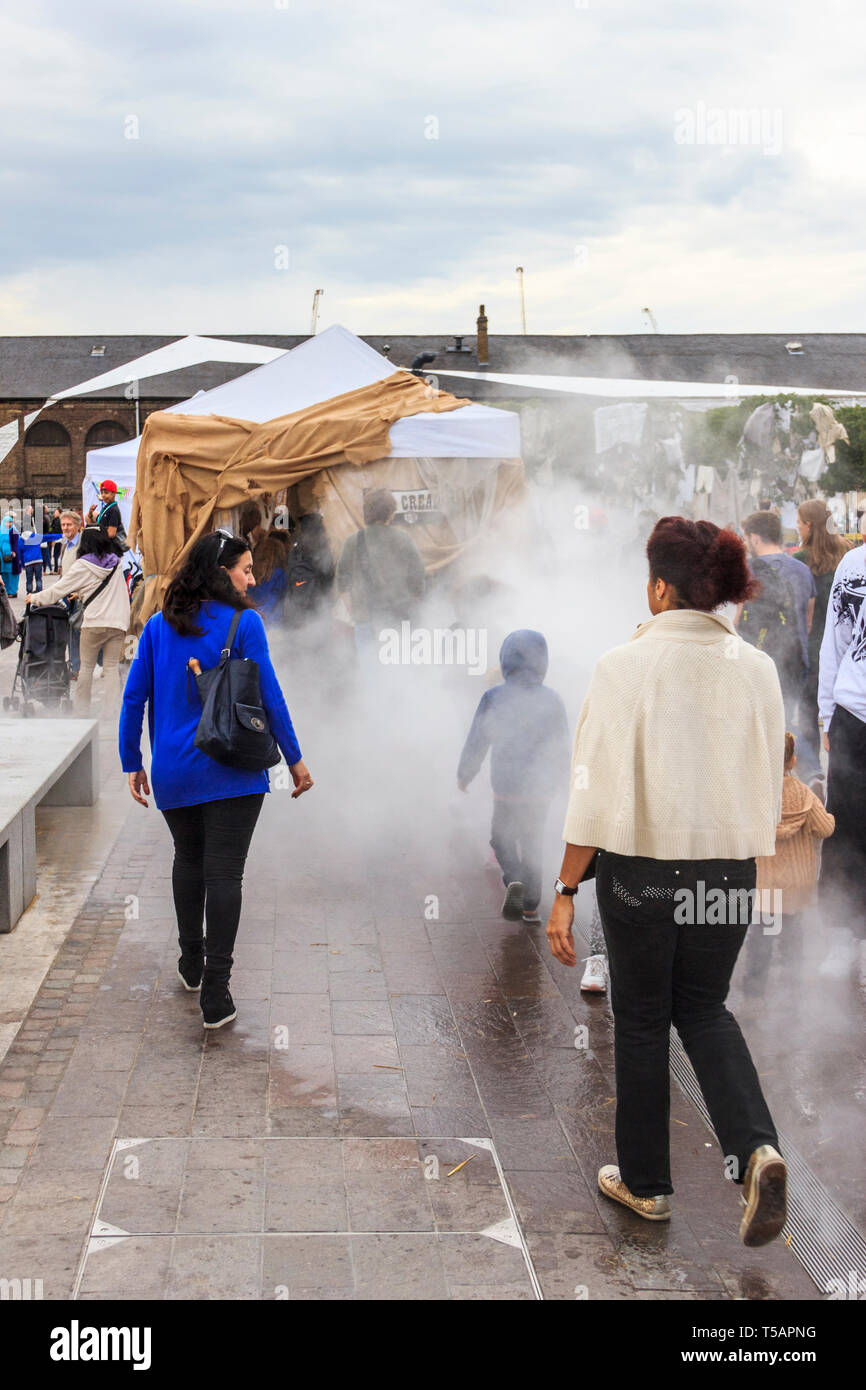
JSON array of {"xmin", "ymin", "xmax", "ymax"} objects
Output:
[{"xmin": 1, "ymin": 332, "xmax": 865, "ymax": 402}]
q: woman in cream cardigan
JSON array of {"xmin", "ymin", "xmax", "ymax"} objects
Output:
[
  {"xmin": 28, "ymin": 526, "xmax": 130, "ymax": 716},
  {"xmin": 547, "ymin": 516, "xmax": 788, "ymax": 1248}
]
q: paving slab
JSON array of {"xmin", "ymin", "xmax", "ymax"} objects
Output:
[{"xmin": 0, "ymin": 773, "xmax": 837, "ymax": 1302}]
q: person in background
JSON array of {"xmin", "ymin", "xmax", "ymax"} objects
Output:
[
  {"xmin": 86, "ymin": 480, "xmax": 125, "ymax": 544},
  {"xmin": 816, "ymin": 527, "xmax": 866, "ymax": 980},
  {"xmin": 20, "ymin": 524, "xmax": 61, "ymax": 594},
  {"xmin": 336, "ymin": 488, "xmax": 426, "ymax": 665},
  {"xmin": 0, "ymin": 514, "xmax": 22, "ymax": 598},
  {"xmin": 28, "ymin": 527, "xmax": 129, "ymax": 716},
  {"xmin": 792, "ymin": 500, "xmax": 852, "ymax": 795},
  {"xmin": 119, "ymin": 531, "xmax": 313, "ymax": 1030},
  {"xmin": 251, "ymin": 530, "xmax": 290, "ymax": 626},
  {"xmin": 59, "ymin": 510, "xmax": 83, "ymax": 576},
  {"xmin": 238, "ymin": 501, "xmax": 267, "ymax": 557},
  {"xmin": 59, "ymin": 510, "xmax": 83, "ymax": 677},
  {"xmin": 737, "ymin": 510, "xmax": 815, "ymax": 727},
  {"xmin": 458, "ymin": 630, "xmax": 570, "ymax": 925},
  {"xmin": 744, "ymin": 732, "xmax": 835, "ymax": 993},
  {"xmin": 50, "ymin": 507, "xmax": 64, "ymax": 571},
  {"xmin": 285, "ymin": 511, "xmax": 336, "ymax": 628},
  {"xmin": 548, "ymin": 517, "xmax": 787, "ymax": 1247}
]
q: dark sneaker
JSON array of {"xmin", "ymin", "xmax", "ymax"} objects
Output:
[
  {"xmin": 522, "ymin": 906, "xmax": 542, "ymax": 924},
  {"xmin": 739, "ymin": 1144, "xmax": 787, "ymax": 1247},
  {"xmin": 201, "ymin": 989, "xmax": 237, "ymax": 1030},
  {"xmin": 177, "ymin": 956, "xmax": 203, "ymax": 991},
  {"xmin": 501, "ymin": 881, "xmax": 525, "ymax": 920}
]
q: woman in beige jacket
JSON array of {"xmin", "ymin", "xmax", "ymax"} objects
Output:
[
  {"xmin": 28, "ymin": 527, "xmax": 130, "ymax": 716},
  {"xmin": 547, "ymin": 516, "xmax": 789, "ymax": 1248}
]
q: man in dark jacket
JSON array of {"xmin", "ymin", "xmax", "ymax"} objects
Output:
[
  {"xmin": 457, "ymin": 629, "xmax": 570, "ymax": 924},
  {"xmin": 336, "ymin": 488, "xmax": 426, "ymax": 665}
]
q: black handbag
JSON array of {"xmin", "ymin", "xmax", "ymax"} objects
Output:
[{"xmin": 192, "ymin": 609, "xmax": 281, "ymax": 771}]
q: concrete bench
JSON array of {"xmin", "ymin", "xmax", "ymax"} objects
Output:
[{"xmin": 0, "ymin": 718, "xmax": 99, "ymax": 934}]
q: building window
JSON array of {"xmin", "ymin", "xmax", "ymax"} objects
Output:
[
  {"xmin": 25, "ymin": 419, "xmax": 72, "ymax": 498},
  {"xmin": 84, "ymin": 420, "xmax": 131, "ymax": 451},
  {"xmin": 25, "ymin": 420, "xmax": 71, "ymax": 448}
]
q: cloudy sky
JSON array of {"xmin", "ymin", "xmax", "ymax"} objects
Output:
[{"xmin": 1, "ymin": 0, "xmax": 863, "ymax": 336}]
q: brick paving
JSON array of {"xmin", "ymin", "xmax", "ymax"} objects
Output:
[{"xmin": 0, "ymin": 764, "xmax": 822, "ymax": 1301}]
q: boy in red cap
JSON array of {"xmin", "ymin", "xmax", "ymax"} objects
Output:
[{"xmin": 87, "ymin": 480, "xmax": 125, "ymax": 545}]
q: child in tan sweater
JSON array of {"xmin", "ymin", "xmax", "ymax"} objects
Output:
[{"xmin": 744, "ymin": 733, "xmax": 835, "ymax": 991}]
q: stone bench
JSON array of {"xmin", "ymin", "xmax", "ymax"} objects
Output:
[{"xmin": 0, "ymin": 718, "xmax": 99, "ymax": 933}]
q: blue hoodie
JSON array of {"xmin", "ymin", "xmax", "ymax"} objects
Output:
[
  {"xmin": 457, "ymin": 629, "xmax": 570, "ymax": 800},
  {"xmin": 20, "ymin": 531, "xmax": 61, "ymax": 565}
]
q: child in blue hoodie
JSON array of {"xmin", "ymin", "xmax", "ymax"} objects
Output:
[
  {"xmin": 458, "ymin": 629, "xmax": 570, "ymax": 923},
  {"xmin": 20, "ymin": 529, "xmax": 62, "ymax": 594}
]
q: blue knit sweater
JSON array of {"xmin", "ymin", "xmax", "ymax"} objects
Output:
[{"xmin": 119, "ymin": 602, "xmax": 302, "ymax": 810}]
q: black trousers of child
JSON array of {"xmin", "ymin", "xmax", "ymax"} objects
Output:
[
  {"xmin": 490, "ymin": 797, "xmax": 547, "ymax": 911},
  {"xmin": 596, "ymin": 850, "xmax": 779, "ymax": 1197},
  {"xmin": 161, "ymin": 793, "xmax": 265, "ymax": 993}
]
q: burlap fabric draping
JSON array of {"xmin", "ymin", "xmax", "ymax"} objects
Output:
[
  {"xmin": 298, "ymin": 455, "xmax": 527, "ymax": 576},
  {"xmin": 129, "ymin": 371, "xmax": 475, "ymax": 622}
]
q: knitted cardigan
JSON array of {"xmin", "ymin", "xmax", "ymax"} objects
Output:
[
  {"xmin": 755, "ymin": 775, "xmax": 835, "ymax": 911},
  {"xmin": 562, "ymin": 609, "xmax": 785, "ymax": 859}
]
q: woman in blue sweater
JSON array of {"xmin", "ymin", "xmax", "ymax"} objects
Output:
[{"xmin": 119, "ymin": 531, "xmax": 313, "ymax": 1029}]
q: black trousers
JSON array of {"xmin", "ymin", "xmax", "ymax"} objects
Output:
[
  {"xmin": 820, "ymin": 704, "xmax": 866, "ymax": 939},
  {"xmin": 161, "ymin": 793, "xmax": 265, "ymax": 993},
  {"xmin": 789, "ymin": 662, "xmax": 822, "ymax": 783},
  {"xmin": 490, "ymin": 798, "xmax": 547, "ymax": 910},
  {"xmin": 596, "ymin": 851, "xmax": 778, "ymax": 1197}
]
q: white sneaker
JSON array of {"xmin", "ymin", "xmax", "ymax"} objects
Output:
[
  {"xmin": 817, "ymin": 928, "xmax": 859, "ymax": 980},
  {"xmin": 580, "ymin": 954, "xmax": 607, "ymax": 993}
]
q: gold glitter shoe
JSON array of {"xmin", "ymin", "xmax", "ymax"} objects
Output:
[
  {"xmin": 739, "ymin": 1145, "xmax": 787, "ymax": 1247},
  {"xmin": 597, "ymin": 1165, "xmax": 671, "ymax": 1221}
]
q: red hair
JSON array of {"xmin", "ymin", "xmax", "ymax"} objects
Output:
[{"xmin": 646, "ymin": 516, "xmax": 757, "ymax": 611}]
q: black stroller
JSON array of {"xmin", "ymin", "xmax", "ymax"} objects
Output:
[{"xmin": 3, "ymin": 604, "xmax": 73, "ymax": 717}]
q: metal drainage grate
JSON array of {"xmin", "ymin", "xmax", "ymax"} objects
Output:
[{"xmin": 668, "ymin": 1031, "xmax": 866, "ymax": 1298}]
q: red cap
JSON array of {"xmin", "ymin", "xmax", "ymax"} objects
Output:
[{"xmin": 100, "ymin": 480, "xmax": 118, "ymax": 493}]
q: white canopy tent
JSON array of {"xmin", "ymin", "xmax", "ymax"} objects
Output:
[
  {"xmin": 85, "ymin": 325, "xmax": 520, "ymax": 524},
  {"xmin": 430, "ymin": 366, "xmax": 866, "ymax": 405}
]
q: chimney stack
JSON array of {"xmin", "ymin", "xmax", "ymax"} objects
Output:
[{"xmin": 476, "ymin": 304, "xmax": 489, "ymax": 365}]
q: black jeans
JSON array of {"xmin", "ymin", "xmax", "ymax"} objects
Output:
[
  {"xmin": 490, "ymin": 798, "xmax": 547, "ymax": 910},
  {"xmin": 597, "ymin": 851, "xmax": 778, "ymax": 1197},
  {"xmin": 820, "ymin": 704, "xmax": 866, "ymax": 938},
  {"xmin": 161, "ymin": 793, "xmax": 265, "ymax": 994}
]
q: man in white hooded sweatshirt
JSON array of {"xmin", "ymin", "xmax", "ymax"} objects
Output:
[{"xmin": 817, "ymin": 535, "xmax": 866, "ymax": 979}]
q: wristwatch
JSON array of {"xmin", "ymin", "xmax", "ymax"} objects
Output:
[{"xmin": 554, "ymin": 878, "xmax": 578, "ymax": 897}]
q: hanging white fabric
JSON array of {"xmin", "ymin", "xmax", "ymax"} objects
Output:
[
  {"xmin": 593, "ymin": 402, "xmax": 647, "ymax": 453},
  {"xmin": 798, "ymin": 447, "xmax": 826, "ymax": 482}
]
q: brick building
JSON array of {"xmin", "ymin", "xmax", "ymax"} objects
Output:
[{"xmin": 2, "ymin": 328, "xmax": 865, "ymax": 513}]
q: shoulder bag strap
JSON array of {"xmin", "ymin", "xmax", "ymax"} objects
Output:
[
  {"xmin": 221, "ymin": 608, "xmax": 244, "ymax": 659},
  {"xmin": 78, "ymin": 565, "xmax": 116, "ymax": 614}
]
